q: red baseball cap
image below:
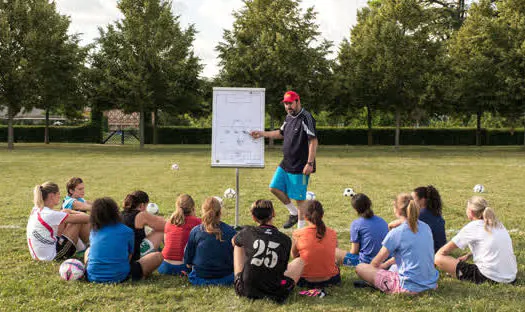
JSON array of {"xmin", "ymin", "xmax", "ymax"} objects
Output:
[{"xmin": 282, "ymin": 91, "xmax": 300, "ymax": 103}]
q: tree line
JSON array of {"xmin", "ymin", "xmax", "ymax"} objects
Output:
[{"xmin": 1, "ymin": 0, "xmax": 524, "ymax": 150}]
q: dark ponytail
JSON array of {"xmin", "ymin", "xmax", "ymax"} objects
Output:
[
  {"xmin": 122, "ymin": 190, "xmax": 149, "ymax": 212},
  {"xmin": 306, "ymin": 200, "xmax": 326, "ymax": 240},
  {"xmin": 414, "ymin": 185, "xmax": 442, "ymax": 217}
]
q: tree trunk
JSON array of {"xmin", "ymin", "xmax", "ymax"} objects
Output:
[
  {"xmin": 523, "ymin": 116, "xmax": 525, "ymax": 146},
  {"xmin": 7, "ymin": 107, "xmax": 14, "ymax": 151},
  {"xmin": 269, "ymin": 113, "xmax": 274, "ymax": 148},
  {"xmin": 44, "ymin": 108, "xmax": 50, "ymax": 144},
  {"xmin": 152, "ymin": 109, "xmax": 158, "ymax": 145},
  {"xmin": 366, "ymin": 104, "xmax": 373, "ymax": 146},
  {"xmin": 476, "ymin": 110, "xmax": 482, "ymax": 146},
  {"xmin": 395, "ymin": 107, "xmax": 401, "ymax": 149},
  {"xmin": 139, "ymin": 107, "xmax": 145, "ymax": 149}
]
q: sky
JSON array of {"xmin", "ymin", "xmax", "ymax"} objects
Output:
[{"xmin": 54, "ymin": 0, "xmax": 368, "ymax": 78}]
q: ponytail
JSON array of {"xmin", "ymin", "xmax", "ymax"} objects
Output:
[
  {"xmin": 406, "ymin": 199, "xmax": 419, "ymax": 233},
  {"xmin": 169, "ymin": 194, "xmax": 195, "ymax": 226},
  {"xmin": 395, "ymin": 193, "xmax": 419, "ymax": 233},
  {"xmin": 123, "ymin": 190, "xmax": 149, "ymax": 212},
  {"xmin": 33, "ymin": 182, "xmax": 59, "ymax": 209},
  {"xmin": 468, "ymin": 196, "xmax": 501, "ymax": 232},
  {"xmin": 201, "ymin": 197, "xmax": 222, "ymax": 241},
  {"xmin": 306, "ymin": 200, "xmax": 326, "ymax": 240}
]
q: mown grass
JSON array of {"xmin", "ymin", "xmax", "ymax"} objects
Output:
[{"xmin": 1, "ymin": 143, "xmax": 525, "ymax": 311}]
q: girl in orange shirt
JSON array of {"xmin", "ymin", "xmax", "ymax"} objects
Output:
[{"xmin": 291, "ymin": 200, "xmax": 340, "ymax": 288}]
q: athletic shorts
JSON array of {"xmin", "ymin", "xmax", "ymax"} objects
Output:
[
  {"xmin": 234, "ymin": 273, "xmax": 295, "ymax": 304},
  {"xmin": 158, "ymin": 261, "xmax": 188, "ymax": 276},
  {"xmin": 297, "ymin": 273, "xmax": 341, "ymax": 288},
  {"xmin": 343, "ymin": 253, "xmax": 360, "ymax": 267},
  {"xmin": 455, "ymin": 261, "xmax": 498, "ymax": 284},
  {"xmin": 54, "ymin": 235, "xmax": 76, "ymax": 261},
  {"xmin": 269, "ymin": 166, "xmax": 309, "ymax": 201},
  {"xmin": 188, "ymin": 270, "xmax": 234, "ymax": 286},
  {"xmin": 374, "ymin": 269, "xmax": 416, "ymax": 294}
]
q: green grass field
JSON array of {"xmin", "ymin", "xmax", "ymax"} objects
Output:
[{"xmin": 1, "ymin": 143, "xmax": 525, "ymax": 311}]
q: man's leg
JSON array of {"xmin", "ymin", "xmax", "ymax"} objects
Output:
[
  {"xmin": 269, "ymin": 167, "xmax": 298, "ymax": 228},
  {"xmin": 295, "ymin": 199, "xmax": 306, "ymax": 228}
]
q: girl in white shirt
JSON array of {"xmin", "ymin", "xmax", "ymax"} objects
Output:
[
  {"xmin": 435, "ymin": 196, "xmax": 517, "ymax": 284},
  {"xmin": 27, "ymin": 182, "xmax": 90, "ymax": 261}
]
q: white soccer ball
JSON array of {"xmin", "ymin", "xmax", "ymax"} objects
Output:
[
  {"xmin": 306, "ymin": 191, "xmax": 316, "ymax": 200},
  {"xmin": 171, "ymin": 163, "xmax": 179, "ymax": 170},
  {"xmin": 147, "ymin": 203, "xmax": 159, "ymax": 214},
  {"xmin": 473, "ymin": 184, "xmax": 485, "ymax": 193},
  {"xmin": 343, "ymin": 188, "xmax": 356, "ymax": 197},
  {"xmin": 59, "ymin": 259, "xmax": 85, "ymax": 281},
  {"xmin": 223, "ymin": 188, "xmax": 236, "ymax": 199}
]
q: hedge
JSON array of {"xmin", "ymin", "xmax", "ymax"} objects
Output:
[
  {"xmin": 1, "ymin": 125, "xmax": 524, "ymax": 145},
  {"xmin": 0, "ymin": 124, "xmax": 101, "ymax": 143}
]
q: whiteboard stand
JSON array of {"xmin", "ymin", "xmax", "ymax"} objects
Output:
[
  {"xmin": 211, "ymin": 87, "xmax": 265, "ymax": 229},
  {"xmin": 235, "ymin": 168, "xmax": 240, "ymax": 228}
]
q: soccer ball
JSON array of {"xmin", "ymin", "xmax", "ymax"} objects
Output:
[
  {"xmin": 473, "ymin": 184, "xmax": 485, "ymax": 193},
  {"xmin": 171, "ymin": 163, "xmax": 179, "ymax": 170},
  {"xmin": 147, "ymin": 203, "xmax": 159, "ymax": 214},
  {"xmin": 343, "ymin": 188, "xmax": 356, "ymax": 197},
  {"xmin": 59, "ymin": 259, "xmax": 85, "ymax": 281},
  {"xmin": 306, "ymin": 191, "xmax": 316, "ymax": 200},
  {"xmin": 223, "ymin": 188, "xmax": 236, "ymax": 199}
]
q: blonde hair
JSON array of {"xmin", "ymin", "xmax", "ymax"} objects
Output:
[
  {"xmin": 468, "ymin": 196, "xmax": 501, "ymax": 232},
  {"xmin": 395, "ymin": 193, "xmax": 419, "ymax": 233},
  {"xmin": 169, "ymin": 194, "xmax": 195, "ymax": 226},
  {"xmin": 33, "ymin": 182, "xmax": 59, "ymax": 209},
  {"xmin": 201, "ymin": 197, "xmax": 222, "ymax": 241}
]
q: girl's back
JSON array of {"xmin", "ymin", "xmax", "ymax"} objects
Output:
[
  {"xmin": 384, "ymin": 221, "xmax": 438, "ymax": 291},
  {"xmin": 163, "ymin": 215, "xmax": 201, "ymax": 261},
  {"xmin": 351, "ymin": 215, "xmax": 388, "ymax": 264}
]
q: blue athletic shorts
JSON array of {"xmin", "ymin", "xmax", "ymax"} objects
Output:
[
  {"xmin": 343, "ymin": 253, "xmax": 360, "ymax": 267},
  {"xmin": 158, "ymin": 261, "xmax": 188, "ymax": 276},
  {"xmin": 269, "ymin": 166, "xmax": 309, "ymax": 201},
  {"xmin": 188, "ymin": 270, "xmax": 234, "ymax": 286}
]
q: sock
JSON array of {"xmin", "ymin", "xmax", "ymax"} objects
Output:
[
  {"xmin": 297, "ymin": 219, "xmax": 306, "ymax": 229},
  {"xmin": 76, "ymin": 239, "xmax": 86, "ymax": 252},
  {"xmin": 285, "ymin": 203, "xmax": 298, "ymax": 216}
]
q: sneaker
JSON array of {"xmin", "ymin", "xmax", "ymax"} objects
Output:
[{"xmin": 283, "ymin": 215, "xmax": 298, "ymax": 229}]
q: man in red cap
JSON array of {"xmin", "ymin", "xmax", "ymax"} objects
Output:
[{"xmin": 250, "ymin": 91, "xmax": 318, "ymax": 229}]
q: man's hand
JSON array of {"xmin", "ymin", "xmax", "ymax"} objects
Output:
[
  {"xmin": 458, "ymin": 253, "xmax": 471, "ymax": 262},
  {"xmin": 249, "ymin": 130, "xmax": 264, "ymax": 139},
  {"xmin": 303, "ymin": 163, "xmax": 314, "ymax": 175}
]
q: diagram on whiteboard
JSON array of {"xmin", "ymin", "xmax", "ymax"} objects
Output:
[{"xmin": 212, "ymin": 88, "xmax": 265, "ymax": 168}]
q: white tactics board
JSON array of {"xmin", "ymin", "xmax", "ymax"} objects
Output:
[{"xmin": 211, "ymin": 87, "xmax": 265, "ymax": 168}]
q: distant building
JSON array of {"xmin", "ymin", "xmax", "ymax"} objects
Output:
[{"xmin": 0, "ymin": 108, "xmax": 66, "ymax": 124}]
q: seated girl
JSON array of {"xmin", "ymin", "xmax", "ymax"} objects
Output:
[
  {"xmin": 389, "ymin": 185, "xmax": 446, "ymax": 253},
  {"xmin": 158, "ymin": 194, "xmax": 202, "ymax": 276},
  {"xmin": 292, "ymin": 200, "xmax": 340, "ymax": 288},
  {"xmin": 121, "ymin": 191, "xmax": 166, "ymax": 262},
  {"xmin": 184, "ymin": 197, "xmax": 236, "ymax": 286},
  {"xmin": 335, "ymin": 193, "xmax": 388, "ymax": 266},
  {"xmin": 85, "ymin": 197, "xmax": 163, "ymax": 283},
  {"xmin": 435, "ymin": 196, "xmax": 517, "ymax": 284},
  {"xmin": 27, "ymin": 182, "xmax": 90, "ymax": 261},
  {"xmin": 62, "ymin": 177, "xmax": 92, "ymax": 212},
  {"xmin": 356, "ymin": 193, "xmax": 438, "ymax": 294}
]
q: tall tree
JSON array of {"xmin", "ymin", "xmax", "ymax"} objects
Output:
[
  {"xmin": 30, "ymin": 4, "xmax": 88, "ymax": 144},
  {"xmin": 0, "ymin": 0, "xmax": 74, "ymax": 149},
  {"xmin": 448, "ymin": 0, "xmax": 504, "ymax": 145},
  {"xmin": 96, "ymin": 0, "xmax": 202, "ymax": 148},
  {"xmin": 216, "ymin": 0, "xmax": 333, "ymax": 135}
]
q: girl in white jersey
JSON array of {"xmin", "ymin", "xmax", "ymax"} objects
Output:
[
  {"xmin": 435, "ymin": 196, "xmax": 517, "ymax": 284},
  {"xmin": 26, "ymin": 182, "xmax": 90, "ymax": 261}
]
